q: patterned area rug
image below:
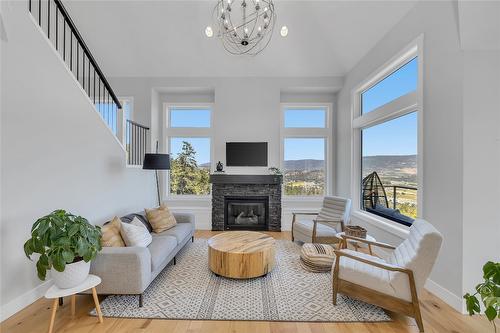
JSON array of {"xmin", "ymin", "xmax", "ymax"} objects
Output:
[{"xmin": 92, "ymin": 239, "xmax": 390, "ymax": 322}]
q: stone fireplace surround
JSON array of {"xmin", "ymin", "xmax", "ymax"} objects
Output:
[{"xmin": 210, "ymin": 174, "xmax": 282, "ymax": 231}]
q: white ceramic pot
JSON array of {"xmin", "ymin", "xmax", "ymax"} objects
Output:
[{"xmin": 51, "ymin": 260, "xmax": 90, "ymax": 289}]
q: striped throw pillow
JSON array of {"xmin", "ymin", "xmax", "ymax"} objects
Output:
[
  {"xmin": 145, "ymin": 205, "xmax": 177, "ymax": 233},
  {"xmin": 100, "ymin": 216, "xmax": 125, "ymax": 247},
  {"xmin": 120, "ymin": 217, "xmax": 152, "ymax": 247}
]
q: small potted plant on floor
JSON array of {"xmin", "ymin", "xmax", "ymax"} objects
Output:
[
  {"xmin": 24, "ymin": 209, "xmax": 102, "ymax": 289},
  {"xmin": 463, "ymin": 261, "xmax": 500, "ymax": 332}
]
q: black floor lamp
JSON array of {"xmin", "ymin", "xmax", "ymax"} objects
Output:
[{"xmin": 143, "ymin": 142, "xmax": 170, "ymax": 207}]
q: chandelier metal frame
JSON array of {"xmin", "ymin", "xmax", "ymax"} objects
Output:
[{"xmin": 212, "ymin": 0, "xmax": 277, "ymax": 55}]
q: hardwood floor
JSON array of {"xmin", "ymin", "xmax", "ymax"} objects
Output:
[{"xmin": 1, "ymin": 231, "xmax": 494, "ymax": 333}]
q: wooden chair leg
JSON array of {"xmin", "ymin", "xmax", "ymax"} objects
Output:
[
  {"xmin": 91, "ymin": 287, "xmax": 103, "ymax": 323},
  {"xmin": 71, "ymin": 295, "xmax": 76, "ymax": 317},
  {"xmin": 48, "ymin": 298, "xmax": 58, "ymax": 333},
  {"xmin": 139, "ymin": 293, "xmax": 143, "ymax": 307},
  {"xmin": 408, "ymin": 271, "xmax": 424, "ymax": 332},
  {"xmin": 332, "ymin": 255, "xmax": 341, "ymax": 305},
  {"xmin": 291, "ymin": 214, "xmax": 296, "ymax": 241}
]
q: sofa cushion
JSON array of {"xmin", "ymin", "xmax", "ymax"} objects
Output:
[
  {"xmin": 120, "ymin": 218, "xmax": 153, "ymax": 247},
  {"xmin": 120, "ymin": 212, "xmax": 152, "ymax": 232},
  {"xmin": 154, "ymin": 222, "xmax": 193, "ymax": 243},
  {"xmin": 101, "ymin": 216, "xmax": 125, "ymax": 247},
  {"xmin": 147, "ymin": 235, "xmax": 177, "ymax": 272},
  {"xmin": 145, "ymin": 205, "xmax": 177, "ymax": 233}
]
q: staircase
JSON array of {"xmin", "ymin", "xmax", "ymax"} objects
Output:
[{"xmin": 27, "ymin": 0, "xmax": 148, "ymax": 165}]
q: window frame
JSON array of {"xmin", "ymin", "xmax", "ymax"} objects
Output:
[
  {"xmin": 163, "ymin": 103, "xmax": 214, "ymax": 199},
  {"xmin": 280, "ymin": 103, "xmax": 333, "ymax": 199},
  {"xmin": 350, "ymin": 35, "xmax": 424, "ymax": 232}
]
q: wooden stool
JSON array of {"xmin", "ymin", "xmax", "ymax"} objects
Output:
[{"xmin": 44, "ymin": 274, "xmax": 103, "ymax": 333}]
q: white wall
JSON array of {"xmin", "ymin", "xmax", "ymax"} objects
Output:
[
  {"xmin": 462, "ymin": 50, "xmax": 500, "ymax": 302},
  {"xmin": 336, "ymin": 0, "xmax": 465, "ymax": 309},
  {"xmin": 109, "ymin": 76, "xmax": 343, "ymax": 229},
  {"xmin": 0, "ymin": 1, "xmax": 156, "ymax": 320}
]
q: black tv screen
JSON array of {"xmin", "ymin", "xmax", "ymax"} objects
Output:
[{"xmin": 226, "ymin": 142, "xmax": 268, "ymax": 167}]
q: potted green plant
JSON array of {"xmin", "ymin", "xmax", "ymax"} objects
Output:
[
  {"xmin": 463, "ymin": 261, "xmax": 500, "ymax": 332},
  {"xmin": 24, "ymin": 210, "xmax": 102, "ymax": 289}
]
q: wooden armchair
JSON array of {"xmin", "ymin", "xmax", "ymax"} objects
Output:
[
  {"xmin": 291, "ymin": 196, "xmax": 351, "ymax": 244},
  {"xmin": 332, "ymin": 219, "xmax": 443, "ymax": 332}
]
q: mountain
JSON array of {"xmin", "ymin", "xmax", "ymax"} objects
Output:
[
  {"xmin": 284, "ymin": 159, "xmax": 324, "ymax": 170},
  {"xmin": 362, "ymin": 155, "xmax": 416, "ymax": 171}
]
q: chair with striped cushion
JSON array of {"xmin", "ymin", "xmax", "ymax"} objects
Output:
[{"xmin": 291, "ymin": 196, "xmax": 351, "ymax": 244}]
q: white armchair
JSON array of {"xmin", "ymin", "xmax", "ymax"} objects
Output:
[
  {"xmin": 332, "ymin": 219, "xmax": 443, "ymax": 332},
  {"xmin": 291, "ymin": 196, "xmax": 351, "ymax": 244}
]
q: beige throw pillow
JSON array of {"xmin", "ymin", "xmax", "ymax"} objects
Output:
[
  {"xmin": 145, "ymin": 205, "xmax": 177, "ymax": 233},
  {"xmin": 100, "ymin": 216, "xmax": 125, "ymax": 247}
]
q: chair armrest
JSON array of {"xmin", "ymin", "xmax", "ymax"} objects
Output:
[
  {"xmin": 90, "ymin": 247, "xmax": 152, "ymax": 294},
  {"xmin": 340, "ymin": 234, "xmax": 396, "ymax": 250},
  {"xmin": 292, "ymin": 212, "xmax": 319, "ymax": 216},
  {"xmin": 173, "ymin": 212, "xmax": 195, "ymax": 224},
  {"xmin": 313, "ymin": 218, "xmax": 343, "ymax": 224},
  {"xmin": 334, "ymin": 249, "xmax": 409, "ymax": 274}
]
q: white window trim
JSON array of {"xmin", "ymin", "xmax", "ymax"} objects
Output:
[
  {"xmin": 163, "ymin": 103, "xmax": 215, "ymax": 199},
  {"xmin": 118, "ymin": 96, "xmax": 134, "ymax": 121},
  {"xmin": 280, "ymin": 103, "xmax": 333, "ymax": 200},
  {"xmin": 350, "ymin": 34, "xmax": 424, "ymax": 232}
]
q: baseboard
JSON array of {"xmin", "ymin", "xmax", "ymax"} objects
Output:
[
  {"xmin": 1, "ymin": 279, "xmax": 52, "ymax": 322},
  {"xmin": 424, "ymin": 278, "xmax": 464, "ymax": 313}
]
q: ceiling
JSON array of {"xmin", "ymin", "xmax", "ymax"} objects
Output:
[{"xmin": 65, "ymin": 0, "xmax": 417, "ymax": 77}]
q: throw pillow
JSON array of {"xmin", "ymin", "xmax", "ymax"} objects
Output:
[
  {"xmin": 144, "ymin": 205, "xmax": 177, "ymax": 233},
  {"xmin": 120, "ymin": 217, "xmax": 153, "ymax": 247},
  {"xmin": 100, "ymin": 216, "xmax": 125, "ymax": 247}
]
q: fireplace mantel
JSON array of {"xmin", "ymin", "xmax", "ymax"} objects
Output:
[{"xmin": 210, "ymin": 174, "xmax": 282, "ymax": 185}]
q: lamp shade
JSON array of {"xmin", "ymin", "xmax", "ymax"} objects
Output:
[{"xmin": 142, "ymin": 153, "xmax": 170, "ymax": 170}]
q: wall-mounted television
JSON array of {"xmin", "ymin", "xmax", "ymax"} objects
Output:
[{"xmin": 226, "ymin": 142, "xmax": 268, "ymax": 167}]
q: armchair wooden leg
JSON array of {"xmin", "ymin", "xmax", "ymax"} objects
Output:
[
  {"xmin": 408, "ymin": 271, "xmax": 424, "ymax": 332},
  {"xmin": 332, "ymin": 255, "xmax": 340, "ymax": 305}
]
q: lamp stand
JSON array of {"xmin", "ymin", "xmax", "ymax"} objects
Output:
[{"xmin": 155, "ymin": 169, "xmax": 161, "ymax": 207}]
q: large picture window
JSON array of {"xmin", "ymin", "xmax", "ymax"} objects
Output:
[
  {"xmin": 281, "ymin": 105, "xmax": 331, "ymax": 197},
  {"xmin": 165, "ymin": 105, "xmax": 213, "ymax": 196},
  {"xmin": 353, "ymin": 39, "xmax": 422, "ymax": 227}
]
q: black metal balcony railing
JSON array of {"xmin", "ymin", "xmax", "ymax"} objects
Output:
[
  {"xmin": 126, "ymin": 120, "xmax": 149, "ymax": 166},
  {"xmin": 28, "ymin": 0, "xmax": 122, "ymax": 132},
  {"xmin": 388, "ymin": 185, "xmax": 418, "ymax": 210}
]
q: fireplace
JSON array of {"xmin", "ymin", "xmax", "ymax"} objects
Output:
[{"xmin": 224, "ymin": 196, "xmax": 269, "ymax": 230}]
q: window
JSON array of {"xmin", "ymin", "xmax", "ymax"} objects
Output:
[
  {"xmin": 353, "ymin": 39, "xmax": 421, "ymax": 227},
  {"xmin": 281, "ymin": 105, "xmax": 331, "ymax": 197},
  {"xmin": 165, "ymin": 105, "xmax": 213, "ymax": 196}
]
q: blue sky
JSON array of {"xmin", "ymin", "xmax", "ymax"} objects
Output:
[
  {"xmin": 284, "ymin": 138, "xmax": 325, "ymax": 161},
  {"xmin": 170, "ymin": 137, "xmax": 211, "ymax": 165}
]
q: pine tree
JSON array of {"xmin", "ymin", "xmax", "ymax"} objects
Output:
[{"xmin": 170, "ymin": 141, "xmax": 210, "ymax": 195}]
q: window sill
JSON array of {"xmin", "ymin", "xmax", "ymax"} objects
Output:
[
  {"xmin": 351, "ymin": 210, "xmax": 410, "ymax": 239},
  {"xmin": 283, "ymin": 196, "xmax": 324, "ymax": 202}
]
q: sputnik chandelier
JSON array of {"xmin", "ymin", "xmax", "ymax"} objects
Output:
[{"xmin": 208, "ymin": 0, "xmax": 278, "ymax": 55}]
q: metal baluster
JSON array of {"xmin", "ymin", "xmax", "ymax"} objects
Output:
[
  {"xmin": 29, "ymin": 0, "xmax": 32, "ymax": 13},
  {"xmin": 88, "ymin": 57, "xmax": 91, "ymax": 95},
  {"xmin": 47, "ymin": 0, "xmax": 50, "ymax": 38},
  {"xmin": 76, "ymin": 44, "xmax": 79, "ymax": 82},
  {"xmin": 82, "ymin": 54, "xmax": 85, "ymax": 92},
  {"xmin": 55, "ymin": 6, "xmax": 58, "ymax": 50},
  {"xmin": 38, "ymin": 0, "xmax": 41, "ymax": 26},
  {"xmin": 93, "ymin": 69, "xmax": 96, "ymax": 104},
  {"xmin": 70, "ymin": 31, "xmax": 72, "ymax": 70}
]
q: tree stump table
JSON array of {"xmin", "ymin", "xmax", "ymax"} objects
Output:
[{"xmin": 208, "ymin": 231, "xmax": 276, "ymax": 279}]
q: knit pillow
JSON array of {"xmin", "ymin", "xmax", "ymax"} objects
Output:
[
  {"xmin": 145, "ymin": 205, "xmax": 177, "ymax": 233},
  {"xmin": 100, "ymin": 216, "xmax": 125, "ymax": 247},
  {"xmin": 120, "ymin": 217, "xmax": 152, "ymax": 247}
]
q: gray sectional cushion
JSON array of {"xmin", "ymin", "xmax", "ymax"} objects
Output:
[
  {"xmin": 154, "ymin": 223, "xmax": 193, "ymax": 243},
  {"xmin": 148, "ymin": 235, "xmax": 177, "ymax": 272}
]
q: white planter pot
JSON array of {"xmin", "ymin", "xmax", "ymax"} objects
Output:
[{"xmin": 51, "ymin": 260, "xmax": 90, "ymax": 289}]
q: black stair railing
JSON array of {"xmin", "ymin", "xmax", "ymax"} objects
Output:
[
  {"xmin": 126, "ymin": 120, "xmax": 150, "ymax": 166},
  {"xmin": 28, "ymin": 0, "xmax": 122, "ymax": 133}
]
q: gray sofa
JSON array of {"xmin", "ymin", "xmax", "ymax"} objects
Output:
[{"xmin": 88, "ymin": 211, "xmax": 195, "ymax": 307}]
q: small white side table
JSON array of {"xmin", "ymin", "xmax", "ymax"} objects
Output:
[
  {"xmin": 336, "ymin": 232, "xmax": 376, "ymax": 255},
  {"xmin": 44, "ymin": 274, "xmax": 103, "ymax": 333}
]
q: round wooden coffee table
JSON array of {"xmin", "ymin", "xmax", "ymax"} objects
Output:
[{"xmin": 208, "ymin": 231, "xmax": 276, "ymax": 279}]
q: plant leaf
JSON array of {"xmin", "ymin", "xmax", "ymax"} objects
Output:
[
  {"xmin": 61, "ymin": 250, "xmax": 74, "ymax": 263},
  {"xmin": 68, "ymin": 224, "xmax": 79, "ymax": 237},
  {"xmin": 464, "ymin": 294, "xmax": 480, "ymax": 315},
  {"xmin": 36, "ymin": 260, "xmax": 47, "ymax": 280},
  {"xmin": 52, "ymin": 253, "xmax": 65, "ymax": 272},
  {"xmin": 485, "ymin": 306, "xmax": 497, "ymax": 321},
  {"xmin": 23, "ymin": 239, "xmax": 34, "ymax": 259}
]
